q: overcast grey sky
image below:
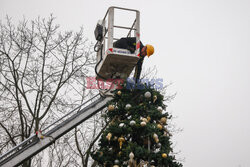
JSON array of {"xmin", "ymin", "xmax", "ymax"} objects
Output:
[{"xmin": 1, "ymin": 0, "xmax": 250, "ymax": 166}]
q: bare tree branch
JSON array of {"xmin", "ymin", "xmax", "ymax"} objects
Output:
[{"xmin": 0, "ymin": 15, "xmax": 95, "ymax": 166}]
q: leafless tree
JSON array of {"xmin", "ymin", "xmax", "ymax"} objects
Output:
[{"xmin": 0, "ymin": 15, "xmax": 98, "ymax": 166}]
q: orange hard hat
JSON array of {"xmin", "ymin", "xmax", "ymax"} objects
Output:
[{"xmin": 146, "ymin": 44, "xmax": 154, "ymax": 57}]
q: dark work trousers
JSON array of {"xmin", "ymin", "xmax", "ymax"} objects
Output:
[{"xmin": 134, "ymin": 56, "xmax": 145, "ymax": 83}]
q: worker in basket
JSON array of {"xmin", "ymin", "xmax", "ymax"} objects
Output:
[{"xmin": 113, "ymin": 37, "xmax": 154, "ymax": 82}]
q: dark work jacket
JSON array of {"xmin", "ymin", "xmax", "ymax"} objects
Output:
[
  {"xmin": 113, "ymin": 37, "xmax": 144, "ymax": 55},
  {"xmin": 113, "ymin": 37, "xmax": 145, "ymax": 82}
]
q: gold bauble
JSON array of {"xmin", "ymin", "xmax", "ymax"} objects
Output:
[
  {"xmin": 118, "ymin": 137, "xmax": 125, "ymax": 149},
  {"xmin": 162, "ymin": 153, "xmax": 167, "ymax": 158},
  {"xmin": 160, "ymin": 117, "xmax": 167, "ymax": 124},
  {"xmin": 113, "ymin": 165, "xmax": 119, "ymax": 167},
  {"xmin": 155, "ymin": 138, "xmax": 159, "ymax": 143},
  {"xmin": 106, "ymin": 133, "xmax": 112, "ymax": 141},
  {"xmin": 108, "ymin": 105, "xmax": 115, "ymax": 111},
  {"xmin": 153, "ymin": 95, "xmax": 157, "ymax": 103},
  {"xmin": 140, "ymin": 121, "xmax": 147, "ymax": 127},
  {"xmin": 110, "ymin": 120, "xmax": 115, "ymax": 125},
  {"xmin": 129, "ymin": 152, "xmax": 134, "ymax": 159},
  {"xmin": 118, "ymin": 137, "xmax": 125, "ymax": 142},
  {"xmin": 153, "ymin": 133, "xmax": 158, "ymax": 139},
  {"xmin": 147, "ymin": 116, "xmax": 151, "ymax": 122},
  {"xmin": 99, "ymin": 151, "xmax": 103, "ymax": 156},
  {"xmin": 157, "ymin": 124, "xmax": 163, "ymax": 130},
  {"xmin": 118, "ymin": 151, "xmax": 122, "ymax": 156},
  {"xmin": 117, "ymin": 91, "xmax": 122, "ymax": 96},
  {"xmin": 142, "ymin": 118, "xmax": 148, "ymax": 123}
]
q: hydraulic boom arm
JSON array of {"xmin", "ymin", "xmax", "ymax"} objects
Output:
[{"xmin": 0, "ymin": 95, "xmax": 112, "ymax": 167}]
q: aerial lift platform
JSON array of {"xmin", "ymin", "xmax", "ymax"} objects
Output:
[
  {"xmin": 0, "ymin": 6, "xmax": 141, "ymax": 167},
  {"xmin": 94, "ymin": 6, "xmax": 141, "ymax": 80}
]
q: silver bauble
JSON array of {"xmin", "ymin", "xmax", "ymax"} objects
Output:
[
  {"xmin": 125, "ymin": 104, "xmax": 132, "ymax": 110},
  {"xmin": 114, "ymin": 159, "xmax": 119, "ymax": 164},
  {"xmin": 130, "ymin": 120, "xmax": 136, "ymax": 126},
  {"xmin": 144, "ymin": 91, "xmax": 151, "ymax": 98},
  {"xmin": 119, "ymin": 123, "xmax": 125, "ymax": 127},
  {"xmin": 157, "ymin": 106, "xmax": 163, "ymax": 112}
]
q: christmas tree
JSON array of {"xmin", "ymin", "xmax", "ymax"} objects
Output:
[{"xmin": 91, "ymin": 81, "xmax": 182, "ymax": 167}]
